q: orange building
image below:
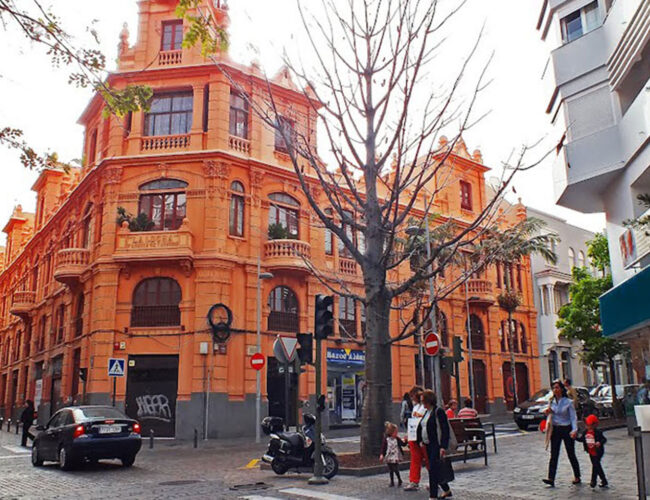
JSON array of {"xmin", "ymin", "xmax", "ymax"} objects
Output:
[{"xmin": 0, "ymin": 0, "xmax": 540, "ymax": 438}]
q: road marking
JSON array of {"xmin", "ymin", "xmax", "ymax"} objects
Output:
[
  {"xmin": 242, "ymin": 459, "xmax": 260, "ymax": 469},
  {"xmin": 238, "ymin": 496, "xmax": 284, "ymax": 500},
  {"xmin": 279, "ymin": 488, "xmax": 361, "ymax": 500},
  {"xmin": 2, "ymin": 445, "xmax": 30, "ymax": 454},
  {"xmin": 0, "ymin": 454, "xmax": 25, "ymax": 459}
]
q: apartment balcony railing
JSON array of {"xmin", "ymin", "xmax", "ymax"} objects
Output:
[
  {"xmin": 228, "ymin": 135, "xmax": 251, "ymax": 155},
  {"xmin": 268, "ymin": 311, "xmax": 299, "ymax": 333},
  {"xmin": 263, "ymin": 239, "xmax": 312, "ymax": 273},
  {"xmin": 339, "ymin": 257, "xmax": 358, "ymax": 276},
  {"xmin": 158, "ymin": 50, "xmax": 182, "ymax": 66},
  {"xmin": 10, "ymin": 291, "xmax": 36, "ymax": 319},
  {"xmin": 141, "ymin": 134, "xmax": 190, "ymax": 152},
  {"xmin": 114, "ymin": 220, "xmax": 194, "ymax": 265},
  {"xmin": 466, "ymin": 279, "xmax": 494, "ymax": 305},
  {"xmin": 131, "ymin": 305, "xmax": 181, "ymax": 328},
  {"xmin": 53, "ymin": 248, "xmax": 90, "ymax": 287}
]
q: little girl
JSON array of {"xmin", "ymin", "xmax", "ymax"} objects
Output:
[{"xmin": 379, "ymin": 421, "xmax": 407, "ymax": 487}]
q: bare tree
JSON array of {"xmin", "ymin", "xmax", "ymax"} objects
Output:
[{"xmin": 187, "ymin": 0, "xmax": 550, "ymax": 456}]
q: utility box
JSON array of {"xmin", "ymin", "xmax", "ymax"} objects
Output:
[{"xmin": 199, "ymin": 342, "xmax": 209, "ymax": 355}]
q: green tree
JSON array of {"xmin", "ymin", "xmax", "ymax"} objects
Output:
[{"xmin": 587, "ymin": 232, "xmax": 610, "ymax": 275}]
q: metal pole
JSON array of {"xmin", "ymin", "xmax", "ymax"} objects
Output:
[
  {"xmin": 256, "ymin": 254, "xmax": 262, "ymax": 443},
  {"xmin": 284, "ymin": 362, "xmax": 290, "ymax": 431},
  {"xmin": 634, "ymin": 426, "xmax": 646, "ymax": 499},
  {"xmin": 423, "ymin": 198, "xmax": 442, "ymax": 407},
  {"xmin": 309, "ymin": 335, "xmax": 328, "ymax": 485},
  {"xmin": 204, "ymin": 350, "xmax": 209, "ymax": 441},
  {"xmin": 418, "ymin": 327, "xmax": 426, "ymax": 388},
  {"xmin": 464, "ymin": 270, "xmax": 476, "ymax": 409},
  {"xmin": 112, "ymin": 377, "xmax": 116, "ymax": 407}
]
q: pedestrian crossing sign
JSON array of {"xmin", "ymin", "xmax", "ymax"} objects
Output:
[{"xmin": 108, "ymin": 358, "xmax": 125, "ymax": 377}]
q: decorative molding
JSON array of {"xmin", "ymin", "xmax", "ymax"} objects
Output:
[{"xmin": 104, "ymin": 166, "xmax": 123, "ymax": 185}]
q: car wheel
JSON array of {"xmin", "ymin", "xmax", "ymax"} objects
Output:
[
  {"xmin": 31, "ymin": 444, "xmax": 43, "ymax": 467},
  {"xmin": 121, "ymin": 455, "xmax": 136, "ymax": 468},
  {"xmin": 59, "ymin": 446, "xmax": 75, "ymax": 471},
  {"xmin": 516, "ymin": 421, "xmax": 529, "ymax": 431}
]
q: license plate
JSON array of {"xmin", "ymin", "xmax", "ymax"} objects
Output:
[
  {"xmin": 522, "ymin": 415, "xmax": 535, "ymax": 420},
  {"xmin": 98, "ymin": 425, "xmax": 122, "ymax": 434}
]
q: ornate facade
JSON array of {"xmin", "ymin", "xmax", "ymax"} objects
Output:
[{"xmin": 0, "ymin": 0, "xmax": 540, "ymax": 437}]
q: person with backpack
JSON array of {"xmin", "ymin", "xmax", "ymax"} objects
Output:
[{"xmin": 417, "ymin": 389, "xmax": 455, "ymax": 499}]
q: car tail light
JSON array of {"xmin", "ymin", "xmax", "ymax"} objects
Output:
[
  {"xmin": 132, "ymin": 423, "xmax": 141, "ymax": 434},
  {"xmin": 73, "ymin": 425, "xmax": 85, "ymax": 439}
]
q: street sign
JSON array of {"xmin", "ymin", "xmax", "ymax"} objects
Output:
[
  {"xmin": 250, "ymin": 352, "xmax": 266, "ymax": 371},
  {"xmin": 423, "ymin": 333, "xmax": 440, "ymax": 356},
  {"xmin": 108, "ymin": 358, "xmax": 125, "ymax": 377},
  {"xmin": 273, "ymin": 336, "xmax": 298, "ymax": 364}
]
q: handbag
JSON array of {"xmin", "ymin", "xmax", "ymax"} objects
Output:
[{"xmin": 435, "ymin": 407, "xmax": 458, "ymax": 454}]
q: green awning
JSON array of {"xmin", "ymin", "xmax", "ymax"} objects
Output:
[{"xmin": 600, "ymin": 265, "xmax": 650, "ymax": 337}]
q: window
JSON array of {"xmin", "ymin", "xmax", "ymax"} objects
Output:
[
  {"xmin": 338, "ymin": 296, "xmax": 357, "ymax": 337},
  {"xmin": 37, "ymin": 316, "xmax": 46, "ymax": 352},
  {"xmin": 519, "ymin": 322, "xmax": 527, "ymax": 354},
  {"xmin": 229, "ymin": 181, "xmax": 245, "ymax": 237},
  {"xmin": 460, "ymin": 180, "xmax": 472, "ymax": 211},
  {"xmin": 161, "ymin": 20, "xmax": 183, "ymax": 51},
  {"xmin": 268, "ymin": 193, "xmax": 300, "ymax": 238},
  {"xmin": 495, "ymin": 262, "xmax": 502, "ymax": 289},
  {"xmin": 578, "ymin": 251, "xmax": 586, "ymax": 268},
  {"xmin": 324, "ymin": 209, "xmax": 333, "ymax": 255},
  {"xmin": 131, "ymin": 278, "xmax": 182, "ymax": 327},
  {"xmin": 81, "ymin": 204, "xmax": 93, "ymax": 248},
  {"xmin": 360, "ymin": 303, "xmax": 366, "ymax": 337},
  {"xmin": 548, "ymin": 351, "xmax": 558, "ymax": 384},
  {"xmin": 88, "ymin": 129, "xmax": 98, "ymax": 164},
  {"xmin": 338, "ymin": 210, "xmax": 356, "ymax": 258},
  {"xmin": 138, "ymin": 179, "xmax": 188, "ymax": 231},
  {"xmin": 55, "ymin": 304, "xmax": 65, "ymax": 344},
  {"xmin": 274, "ymin": 116, "xmax": 295, "ymax": 153},
  {"xmin": 144, "ymin": 93, "xmax": 193, "ymax": 137},
  {"xmin": 74, "ymin": 293, "xmax": 84, "ymax": 337},
  {"xmin": 568, "ymin": 247, "xmax": 576, "ymax": 270},
  {"xmin": 561, "ymin": 1, "xmax": 599, "ymax": 43},
  {"xmin": 229, "ymin": 91, "xmax": 249, "ymax": 139},
  {"xmin": 268, "ymin": 286, "xmax": 299, "ymax": 333},
  {"xmin": 560, "ymin": 350, "xmax": 571, "ymax": 380},
  {"xmin": 466, "ymin": 314, "xmax": 485, "ymax": 351}
]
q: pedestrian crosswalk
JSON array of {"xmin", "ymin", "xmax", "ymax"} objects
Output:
[{"xmin": 239, "ymin": 488, "xmax": 362, "ymax": 500}]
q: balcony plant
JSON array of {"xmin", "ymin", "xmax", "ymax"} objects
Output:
[
  {"xmin": 116, "ymin": 207, "xmax": 155, "ymax": 232},
  {"xmin": 267, "ymin": 223, "xmax": 297, "ymax": 240}
]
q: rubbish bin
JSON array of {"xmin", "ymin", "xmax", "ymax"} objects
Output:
[{"xmin": 634, "ymin": 405, "xmax": 650, "ymax": 497}]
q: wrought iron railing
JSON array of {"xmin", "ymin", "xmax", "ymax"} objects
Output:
[{"xmin": 131, "ymin": 305, "xmax": 181, "ymax": 327}]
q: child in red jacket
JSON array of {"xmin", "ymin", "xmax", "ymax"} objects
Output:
[{"xmin": 577, "ymin": 414, "xmax": 608, "ymax": 488}]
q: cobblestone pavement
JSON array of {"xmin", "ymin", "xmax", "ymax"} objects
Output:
[{"xmin": 0, "ymin": 425, "xmax": 643, "ymax": 499}]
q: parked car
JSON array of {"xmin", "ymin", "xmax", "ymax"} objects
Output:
[
  {"xmin": 513, "ymin": 387, "xmax": 594, "ymax": 430},
  {"xmin": 31, "ymin": 406, "xmax": 142, "ymax": 470},
  {"xmin": 591, "ymin": 384, "xmax": 640, "ymax": 417}
]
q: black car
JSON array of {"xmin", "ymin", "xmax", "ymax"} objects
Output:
[
  {"xmin": 513, "ymin": 387, "xmax": 593, "ymax": 430},
  {"xmin": 31, "ymin": 405, "xmax": 142, "ymax": 470}
]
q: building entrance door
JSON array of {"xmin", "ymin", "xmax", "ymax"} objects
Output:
[
  {"xmin": 125, "ymin": 355, "xmax": 178, "ymax": 437},
  {"xmin": 503, "ymin": 362, "xmax": 530, "ymax": 410},
  {"xmin": 472, "ymin": 360, "xmax": 487, "ymax": 414}
]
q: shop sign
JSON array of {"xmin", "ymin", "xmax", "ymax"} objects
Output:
[
  {"xmin": 326, "ymin": 348, "xmax": 365, "ymax": 365},
  {"xmin": 341, "ymin": 376, "xmax": 357, "ymax": 420}
]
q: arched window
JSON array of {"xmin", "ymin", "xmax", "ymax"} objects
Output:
[
  {"xmin": 268, "ymin": 286, "xmax": 299, "ymax": 332},
  {"xmin": 568, "ymin": 247, "xmax": 576, "ymax": 270},
  {"xmin": 500, "ymin": 320, "xmax": 508, "ymax": 352},
  {"xmin": 81, "ymin": 204, "xmax": 93, "ymax": 248},
  {"xmin": 229, "ymin": 181, "xmax": 245, "ymax": 237},
  {"xmin": 131, "ymin": 278, "xmax": 182, "ymax": 327},
  {"xmin": 138, "ymin": 179, "xmax": 188, "ymax": 231},
  {"xmin": 501, "ymin": 319, "xmax": 520, "ymax": 353},
  {"xmin": 466, "ymin": 314, "xmax": 485, "ymax": 351},
  {"xmin": 268, "ymin": 193, "xmax": 300, "ymax": 239},
  {"xmin": 578, "ymin": 251, "xmax": 586, "ymax": 268},
  {"xmin": 519, "ymin": 322, "xmax": 527, "ymax": 354},
  {"xmin": 338, "ymin": 296, "xmax": 357, "ymax": 337}
]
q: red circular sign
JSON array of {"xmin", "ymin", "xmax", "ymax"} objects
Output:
[
  {"xmin": 424, "ymin": 333, "xmax": 440, "ymax": 356},
  {"xmin": 250, "ymin": 352, "xmax": 266, "ymax": 371}
]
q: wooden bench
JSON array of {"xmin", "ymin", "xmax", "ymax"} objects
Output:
[{"xmin": 447, "ymin": 417, "xmax": 496, "ymax": 466}]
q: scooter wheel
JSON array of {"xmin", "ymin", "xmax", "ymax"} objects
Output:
[
  {"xmin": 323, "ymin": 452, "xmax": 339, "ymax": 479},
  {"xmin": 271, "ymin": 458, "xmax": 288, "ymax": 475}
]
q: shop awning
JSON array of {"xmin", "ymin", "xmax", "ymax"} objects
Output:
[{"xmin": 600, "ymin": 265, "xmax": 650, "ymax": 338}]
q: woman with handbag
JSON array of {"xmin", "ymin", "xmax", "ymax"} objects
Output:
[{"xmin": 417, "ymin": 389, "xmax": 454, "ymax": 499}]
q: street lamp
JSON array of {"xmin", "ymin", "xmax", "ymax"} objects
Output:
[{"xmin": 256, "ymin": 255, "xmax": 273, "ymax": 444}]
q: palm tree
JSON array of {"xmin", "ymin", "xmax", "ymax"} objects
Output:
[{"xmin": 478, "ymin": 217, "xmax": 558, "ymax": 408}]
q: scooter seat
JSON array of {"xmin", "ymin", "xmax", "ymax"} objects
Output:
[{"xmin": 277, "ymin": 432, "xmax": 304, "ymax": 449}]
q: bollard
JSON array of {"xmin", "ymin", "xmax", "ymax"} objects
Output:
[
  {"xmin": 634, "ymin": 426, "xmax": 646, "ymax": 499},
  {"xmin": 15, "ymin": 421, "xmax": 19, "ymax": 435},
  {"xmin": 6, "ymin": 419, "xmax": 10, "ymax": 432},
  {"xmin": 149, "ymin": 429, "xmax": 154, "ymax": 449},
  {"xmin": 193, "ymin": 428, "xmax": 198, "ymax": 449}
]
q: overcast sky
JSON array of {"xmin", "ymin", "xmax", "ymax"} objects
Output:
[{"xmin": 0, "ymin": 0, "xmax": 605, "ymax": 244}]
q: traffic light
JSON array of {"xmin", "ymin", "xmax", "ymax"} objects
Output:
[
  {"xmin": 440, "ymin": 356, "xmax": 455, "ymax": 376},
  {"xmin": 453, "ymin": 336, "xmax": 464, "ymax": 362},
  {"xmin": 297, "ymin": 333, "xmax": 313, "ymax": 365},
  {"xmin": 314, "ymin": 295, "xmax": 334, "ymax": 340},
  {"xmin": 317, "ymin": 394, "xmax": 326, "ymax": 413},
  {"xmin": 79, "ymin": 368, "xmax": 88, "ymax": 382}
]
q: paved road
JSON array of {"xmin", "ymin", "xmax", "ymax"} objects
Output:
[{"xmin": 0, "ymin": 426, "xmax": 641, "ymax": 499}]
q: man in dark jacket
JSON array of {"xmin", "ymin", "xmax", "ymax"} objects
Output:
[{"xmin": 20, "ymin": 400, "xmax": 35, "ymax": 447}]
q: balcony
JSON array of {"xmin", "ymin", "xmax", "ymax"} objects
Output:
[
  {"xmin": 141, "ymin": 134, "xmax": 190, "ymax": 152},
  {"xmin": 466, "ymin": 279, "xmax": 494, "ymax": 305},
  {"xmin": 10, "ymin": 291, "xmax": 35, "ymax": 319},
  {"xmin": 158, "ymin": 50, "xmax": 182, "ymax": 66},
  {"xmin": 228, "ymin": 135, "xmax": 251, "ymax": 155},
  {"xmin": 263, "ymin": 239, "xmax": 312, "ymax": 273},
  {"xmin": 114, "ymin": 220, "xmax": 194, "ymax": 267},
  {"xmin": 53, "ymin": 248, "xmax": 90, "ymax": 287},
  {"xmin": 339, "ymin": 258, "xmax": 358, "ymax": 276}
]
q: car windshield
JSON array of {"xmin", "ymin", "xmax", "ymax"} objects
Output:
[
  {"xmin": 75, "ymin": 407, "xmax": 127, "ymax": 420},
  {"xmin": 530, "ymin": 389, "xmax": 552, "ymax": 403}
]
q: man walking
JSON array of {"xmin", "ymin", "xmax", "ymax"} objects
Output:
[{"xmin": 20, "ymin": 400, "xmax": 35, "ymax": 447}]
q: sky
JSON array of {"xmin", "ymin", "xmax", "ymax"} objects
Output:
[{"xmin": 0, "ymin": 0, "xmax": 605, "ymax": 244}]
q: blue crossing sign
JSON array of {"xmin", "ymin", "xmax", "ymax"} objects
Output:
[{"xmin": 108, "ymin": 358, "xmax": 126, "ymax": 377}]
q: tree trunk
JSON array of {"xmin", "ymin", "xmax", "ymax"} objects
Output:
[
  {"xmin": 359, "ymin": 287, "xmax": 393, "ymax": 457},
  {"xmin": 608, "ymin": 356, "xmax": 622, "ymax": 419}
]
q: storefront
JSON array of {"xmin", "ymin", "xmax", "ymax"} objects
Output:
[{"xmin": 326, "ymin": 348, "xmax": 365, "ymax": 425}]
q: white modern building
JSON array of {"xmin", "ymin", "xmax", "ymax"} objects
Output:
[{"xmin": 537, "ymin": 0, "xmax": 650, "ymax": 381}]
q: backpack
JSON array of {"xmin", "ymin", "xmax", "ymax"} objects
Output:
[{"xmin": 435, "ymin": 407, "xmax": 458, "ymax": 454}]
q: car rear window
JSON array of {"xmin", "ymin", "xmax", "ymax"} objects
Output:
[{"xmin": 76, "ymin": 407, "xmax": 127, "ymax": 420}]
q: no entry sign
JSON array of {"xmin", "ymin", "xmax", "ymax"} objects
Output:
[
  {"xmin": 424, "ymin": 333, "xmax": 440, "ymax": 356},
  {"xmin": 250, "ymin": 352, "xmax": 266, "ymax": 371}
]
